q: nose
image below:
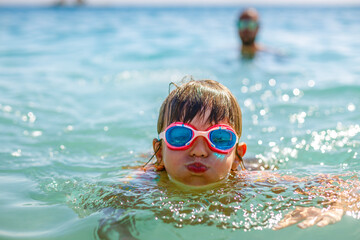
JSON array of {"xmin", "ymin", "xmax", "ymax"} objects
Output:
[{"xmin": 189, "ymin": 137, "xmax": 209, "ymax": 158}]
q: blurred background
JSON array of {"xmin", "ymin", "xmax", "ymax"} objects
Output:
[{"xmin": 1, "ymin": 0, "xmax": 360, "ymax": 239}]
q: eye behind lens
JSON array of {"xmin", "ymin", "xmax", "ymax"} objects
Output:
[
  {"xmin": 210, "ymin": 130, "xmax": 236, "ymax": 150},
  {"xmin": 166, "ymin": 126, "xmax": 193, "ymax": 147}
]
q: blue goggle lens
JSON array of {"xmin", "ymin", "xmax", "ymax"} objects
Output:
[
  {"xmin": 209, "ymin": 129, "xmax": 237, "ymax": 150},
  {"xmin": 165, "ymin": 126, "xmax": 193, "ymax": 147}
]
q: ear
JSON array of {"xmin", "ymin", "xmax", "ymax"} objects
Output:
[
  {"xmin": 152, "ymin": 138, "xmax": 163, "ymax": 166},
  {"xmin": 232, "ymin": 142, "xmax": 247, "ymax": 171},
  {"xmin": 237, "ymin": 142, "xmax": 247, "ymax": 157}
]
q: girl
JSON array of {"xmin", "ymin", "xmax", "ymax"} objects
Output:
[{"xmin": 150, "ymin": 79, "xmax": 247, "ymax": 188}]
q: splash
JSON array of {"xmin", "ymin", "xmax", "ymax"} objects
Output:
[{"xmin": 41, "ymin": 170, "xmax": 360, "ymax": 238}]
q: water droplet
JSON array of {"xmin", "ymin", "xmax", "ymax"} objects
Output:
[
  {"xmin": 268, "ymin": 79, "xmax": 276, "ymax": 87},
  {"xmin": 3, "ymin": 105, "xmax": 12, "ymax": 112},
  {"xmin": 293, "ymin": 88, "xmax": 300, "ymax": 96},
  {"xmin": 242, "ymin": 78, "xmax": 249, "ymax": 85},
  {"xmin": 282, "ymin": 94, "xmax": 289, "ymax": 102},
  {"xmin": 66, "ymin": 125, "xmax": 74, "ymax": 131},
  {"xmin": 254, "ymin": 83, "xmax": 262, "ymax": 91},
  {"xmin": 347, "ymin": 103, "xmax": 356, "ymax": 112},
  {"xmin": 241, "ymin": 86, "xmax": 248, "ymax": 93},
  {"xmin": 31, "ymin": 131, "xmax": 42, "ymax": 137},
  {"xmin": 28, "ymin": 112, "xmax": 36, "ymax": 123},
  {"xmin": 308, "ymin": 80, "xmax": 315, "ymax": 87},
  {"xmin": 244, "ymin": 98, "xmax": 253, "ymax": 107},
  {"xmin": 11, "ymin": 149, "xmax": 22, "ymax": 157}
]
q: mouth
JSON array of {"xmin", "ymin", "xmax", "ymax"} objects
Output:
[{"xmin": 186, "ymin": 162, "xmax": 208, "ymax": 174}]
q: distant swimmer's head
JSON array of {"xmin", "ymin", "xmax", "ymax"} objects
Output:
[
  {"xmin": 237, "ymin": 8, "xmax": 260, "ymax": 46},
  {"xmin": 151, "ymin": 78, "xmax": 247, "ymax": 187}
]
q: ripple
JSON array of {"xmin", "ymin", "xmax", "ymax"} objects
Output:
[{"xmin": 41, "ymin": 170, "xmax": 359, "ymax": 236}]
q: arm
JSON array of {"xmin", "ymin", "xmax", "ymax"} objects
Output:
[
  {"xmin": 273, "ymin": 174, "xmax": 359, "ymax": 230},
  {"xmin": 273, "ymin": 206, "xmax": 344, "ymax": 230}
]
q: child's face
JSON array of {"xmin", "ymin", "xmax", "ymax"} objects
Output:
[{"xmin": 154, "ymin": 109, "xmax": 246, "ymax": 187}]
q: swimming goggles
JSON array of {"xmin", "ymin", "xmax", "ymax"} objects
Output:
[
  {"xmin": 237, "ymin": 20, "xmax": 258, "ymax": 31},
  {"xmin": 159, "ymin": 122, "xmax": 238, "ymax": 154}
]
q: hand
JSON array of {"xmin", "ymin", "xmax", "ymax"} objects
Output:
[{"xmin": 273, "ymin": 206, "xmax": 344, "ymax": 230}]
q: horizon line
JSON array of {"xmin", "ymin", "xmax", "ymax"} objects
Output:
[{"xmin": 1, "ymin": 3, "xmax": 360, "ymax": 7}]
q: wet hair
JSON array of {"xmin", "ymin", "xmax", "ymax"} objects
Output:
[{"xmin": 157, "ymin": 79, "xmax": 242, "ymax": 138}]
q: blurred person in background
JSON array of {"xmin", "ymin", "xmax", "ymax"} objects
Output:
[{"xmin": 237, "ymin": 8, "xmax": 264, "ymax": 58}]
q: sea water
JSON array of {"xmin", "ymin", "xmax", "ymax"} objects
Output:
[{"xmin": 0, "ymin": 6, "xmax": 360, "ymax": 240}]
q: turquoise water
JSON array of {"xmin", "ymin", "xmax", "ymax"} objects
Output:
[{"xmin": 1, "ymin": 6, "xmax": 360, "ymax": 240}]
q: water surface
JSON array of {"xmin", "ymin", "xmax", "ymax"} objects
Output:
[{"xmin": 1, "ymin": 6, "xmax": 360, "ymax": 240}]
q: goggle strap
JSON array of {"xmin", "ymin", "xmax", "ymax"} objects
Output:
[
  {"xmin": 239, "ymin": 155, "xmax": 246, "ymax": 170},
  {"xmin": 235, "ymin": 146, "xmax": 246, "ymax": 170},
  {"xmin": 158, "ymin": 132, "xmax": 165, "ymax": 140},
  {"xmin": 143, "ymin": 140, "xmax": 162, "ymax": 168}
]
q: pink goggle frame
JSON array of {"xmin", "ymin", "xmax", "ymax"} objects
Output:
[{"xmin": 159, "ymin": 122, "xmax": 238, "ymax": 154}]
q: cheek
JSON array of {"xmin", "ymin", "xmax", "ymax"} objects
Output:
[
  {"xmin": 212, "ymin": 152, "xmax": 235, "ymax": 170},
  {"xmin": 213, "ymin": 153, "xmax": 227, "ymax": 162},
  {"xmin": 162, "ymin": 147, "xmax": 174, "ymax": 162},
  {"xmin": 162, "ymin": 147, "xmax": 184, "ymax": 166}
]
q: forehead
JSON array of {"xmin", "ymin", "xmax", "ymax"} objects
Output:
[{"xmin": 240, "ymin": 11, "xmax": 258, "ymax": 21}]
